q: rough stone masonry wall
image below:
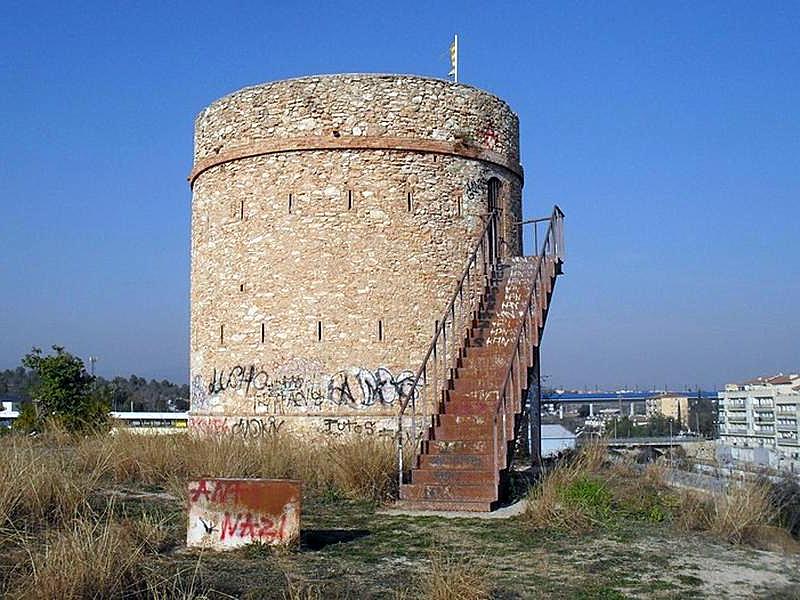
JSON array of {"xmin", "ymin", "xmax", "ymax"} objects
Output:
[{"xmin": 189, "ymin": 74, "xmax": 523, "ymax": 439}]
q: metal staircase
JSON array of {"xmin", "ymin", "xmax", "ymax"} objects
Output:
[{"xmin": 395, "ymin": 206, "xmax": 564, "ymax": 511}]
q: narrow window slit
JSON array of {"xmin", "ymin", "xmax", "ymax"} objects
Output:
[
  {"xmin": 347, "ymin": 190, "xmax": 353, "ymax": 210},
  {"xmin": 239, "ymin": 200, "xmax": 244, "ymax": 220},
  {"xmin": 378, "ymin": 320, "xmax": 384, "ymax": 341},
  {"xmin": 288, "ymin": 193, "xmax": 293, "ymax": 214},
  {"xmin": 317, "ymin": 321, "xmax": 323, "ymax": 341},
  {"xmin": 239, "ymin": 283, "xmax": 244, "ymax": 292},
  {"xmin": 219, "ymin": 325, "xmax": 224, "ymax": 345},
  {"xmin": 407, "ymin": 192, "xmax": 413, "ymax": 212},
  {"xmin": 260, "ymin": 323, "xmax": 265, "ymax": 343}
]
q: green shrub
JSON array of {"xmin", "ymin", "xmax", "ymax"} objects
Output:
[{"xmin": 560, "ymin": 476, "xmax": 612, "ymax": 522}]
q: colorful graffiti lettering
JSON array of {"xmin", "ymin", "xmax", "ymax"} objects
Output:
[
  {"xmin": 187, "ymin": 478, "xmax": 300, "ymax": 549},
  {"xmin": 220, "ymin": 511, "xmax": 291, "ymax": 542},
  {"xmin": 193, "ymin": 365, "xmax": 417, "ymax": 413},
  {"xmin": 189, "ymin": 417, "xmax": 230, "ymax": 436}
]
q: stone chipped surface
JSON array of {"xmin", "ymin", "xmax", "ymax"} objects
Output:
[{"xmin": 193, "ymin": 74, "xmax": 520, "ymax": 165}]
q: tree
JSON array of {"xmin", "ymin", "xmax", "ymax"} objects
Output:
[
  {"xmin": 12, "ymin": 401, "xmax": 38, "ymax": 433},
  {"xmin": 19, "ymin": 346, "xmax": 109, "ymax": 433}
]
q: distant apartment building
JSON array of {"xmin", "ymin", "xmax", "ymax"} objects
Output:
[
  {"xmin": 646, "ymin": 393, "xmax": 715, "ymax": 434},
  {"xmin": 718, "ymin": 373, "xmax": 800, "ymax": 471}
]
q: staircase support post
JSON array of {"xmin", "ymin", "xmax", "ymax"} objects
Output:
[{"xmin": 530, "ymin": 346, "xmax": 542, "ymax": 472}]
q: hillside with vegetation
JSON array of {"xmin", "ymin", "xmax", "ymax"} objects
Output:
[
  {"xmin": 0, "ymin": 365, "xmax": 188, "ymax": 412},
  {"xmin": 1, "ymin": 429, "xmax": 799, "ymax": 599}
]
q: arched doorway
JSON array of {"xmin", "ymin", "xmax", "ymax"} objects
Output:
[
  {"xmin": 487, "ymin": 177, "xmax": 503, "ymax": 259},
  {"xmin": 487, "ymin": 177, "xmax": 501, "ymax": 214}
]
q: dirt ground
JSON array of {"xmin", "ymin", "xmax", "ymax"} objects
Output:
[{"xmin": 121, "ymin": 489, "xmax": 800, "ymax": 599}]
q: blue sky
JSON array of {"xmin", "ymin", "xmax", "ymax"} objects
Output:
[{"xmin": 1, "ymin": 1, "xmax": 798, "ymax": 390}]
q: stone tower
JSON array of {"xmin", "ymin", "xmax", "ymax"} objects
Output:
[{"xmin": 188, "ymin": 74, "xmax": 524, "ymax": 438}]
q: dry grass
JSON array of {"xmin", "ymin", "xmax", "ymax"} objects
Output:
[
  {"xmin": 420, "ymin": 548, "xmax": 491, "ymax": 600},
  {"xmin": 0, "ymin": 421, "xmax": 401, "ymax": 585},
  {"xmin": 144, "ymin": 557, "xmax": 215, "ymax": 600},
  {"xmin": 9, "ymin": 509, "xmax": 144, "ymax": 600},
  {"xmin": 0, "ymin": 434, "xmax": 109, "ymax": 527},
  {"xmin": 524, "ymin": 442, "xmax": 797, "ymax": 549},
  {"xmin": 5, "ymin": 499, "xmax": 216, "ymax": 600},
  {"xmin": 281, "ymin": 579, "xmax": 322, "ymax": 600},
  {"xmin": 524, "ymin": 441, "xmax": 610, "ymax": 532},
  {"xmin": 709, "ymin": 481, "xmax": 775, "ymax": 544},
  {"xmin": 327, "ymin": 436, "xmax": 399, "ymax": 501},
  {"xmin": 673, "ymin": 481, "xmax": 795, "ymax": 550},
  {"xmin": 74, "ymin": 429, "xmax": 399, "ymax": 502},
  {"xmin": 673, "ymin": 489, "xmax": 711, "ymax": 533},
  {"xmin": 123, "ymin": 509, "xmax": 173, "ymax": 554}
]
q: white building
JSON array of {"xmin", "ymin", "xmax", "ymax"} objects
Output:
[
  {"xmin": 541, "ymin": 424, "xmax": 577, "ymax": 457},
  {"xmin": 0, "ymin": 400, "xmax": 20, "ymax": 428},
  {"xmin": 718, "ymin": 373, "xmax": 800, "ymax": 472},
  {"xmin": 109, "ymin": 411, "xmax": 188, "ymax": 434}
]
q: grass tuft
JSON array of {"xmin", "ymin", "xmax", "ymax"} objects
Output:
[
  {"xmin": 10, "ymin": 509, "xmax": 144, "ymax": 600},
  {"xmin": 421, "ymin": 548, "xmax": 491, "ymax": 600},
  {"xmin": 75, "ymin": 430, "xmax": 398, "ymax": 502},
  {"xmin": 0, "ymin": 435, "xmax": 108, "ymax": 526},
  {"xmin": 524, "ymin": 441, "xmax": 611, "ymax": 532}
]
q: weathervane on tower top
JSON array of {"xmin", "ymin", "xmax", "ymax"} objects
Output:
[{"xmin": 448, "ymin": 34, "xmax": 459, "ymax": 83}]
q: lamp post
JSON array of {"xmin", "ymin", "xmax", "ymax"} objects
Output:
[{"xmin": 669, "ymin": 420, "xmax": 673, "ymax": 466}]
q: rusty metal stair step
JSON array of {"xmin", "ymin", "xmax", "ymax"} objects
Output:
[
  {"xmin": 450, "ymin": 378, "xmax": 504, "ymax": 394},
  {"xmin": 425, "ymin": 439, "xmax": 491, "ymax": 454},
  {"xmin": 461, "ymin": 345, "xmax": 521, "ymax": 357},
  {"xmin": 411, "ymin": 469, "xmax": 496, "ymax": 485},
  {"xmin": 434, "ymin": 417, "xmax": 493, "ymax": 439},
  {"xmin": 453, "ymin": 367, "xmax": 506, "ymax": 381},
  {"xmin": 400, "ymin": 482, "xmax": 498, "ymax": 502},
  {"xmin": 442, "ymin": 401, "xmax": 498, "ymax": 416},
  {"xmin": 392, "ymin": 499, "xmax": 494, "ymax": 512},
  {"xmin": 419, "ymin": 453, "xmax": 494, "ymax": 470},
  {"xmin": 437, "ymin": 414, "xmax": 492, "ymax": 427},
  {"xmin": 434, "ymin": 426, "xmax": 493, "ymax": 441},
  {"xmin": 456, "ymin": 354, "xmax": 509, "ymax": 370},
  {"xmin": 445, "ymin": 389, "xmax": 500, "ymax": 404}
]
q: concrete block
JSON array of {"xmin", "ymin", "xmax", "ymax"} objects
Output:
[{"xmin": 187, "ymin": 478, "xmax": 300, "ymax": 550}]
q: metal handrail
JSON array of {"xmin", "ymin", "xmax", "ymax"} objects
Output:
[
  {"xmin": 395, "ymin": 204, "xmax": 563, "ymax": 489},
  {"xmin": 397, "ymin": 210, "xmax": 501, "ymax": 484},
  {"xmin": 491, "ymin": 206, "xmax": 564, "ymax": 475}
]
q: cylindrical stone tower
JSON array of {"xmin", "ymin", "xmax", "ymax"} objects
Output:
[{"xmin": 189, "ymin": 74, "xmax": 523, "ymax": 438}]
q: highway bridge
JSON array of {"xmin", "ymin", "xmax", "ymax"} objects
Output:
[
  {"xmin": 605, "ymin": 436, "xmax": 696, "ymax": 447},
  {"xmin": 542, "ymin": 391, "xmax": 716, "ymax": 404}
]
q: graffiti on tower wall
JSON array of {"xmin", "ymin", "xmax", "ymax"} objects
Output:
[
  {"xmin": 190, "ymin": 360, "xmax": 418, "ymax": 416},
  {"xmin": 327, "ymin": 367, "xmax": 416, "ymax": 407}
]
